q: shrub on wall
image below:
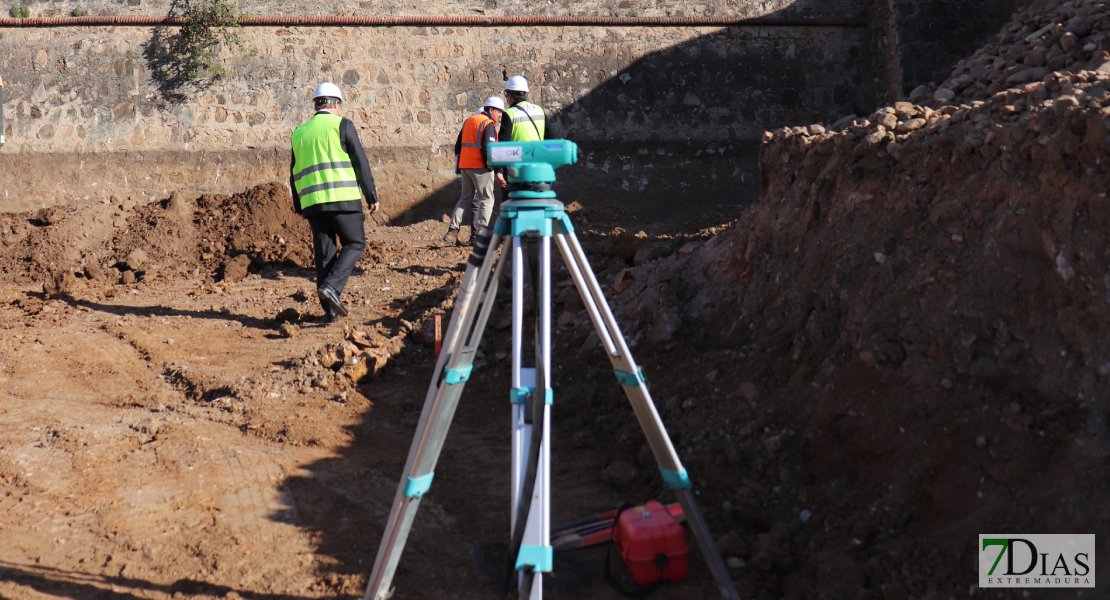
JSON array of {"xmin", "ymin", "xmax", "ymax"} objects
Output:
[{"xmin": 173, "ymin": 0, "xmax": 256, "ymax": 80}]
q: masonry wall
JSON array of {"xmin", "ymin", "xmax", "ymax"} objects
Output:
[
  {"xmin": 0, "ymin": 0, "xmax": 1025, "ymax": 220},
  {"xmin": 0, "ymin": 0, "xmax": 879, "ymax": 219},
  {"xmin": 4, "ymin": 0, "xmax": 861, "ymax": 21},
  {"xmin": 892, "ymin": 0, "xmax": 1026, "ymax": 93}
]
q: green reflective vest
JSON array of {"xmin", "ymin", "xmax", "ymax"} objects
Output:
[
  {"xmin": 505, "ymin": 102, "xmax": 546, "ymax": 141},
  {"xmin": 291, "ymin": 113, "xmax": 362, "ymax": 210}
]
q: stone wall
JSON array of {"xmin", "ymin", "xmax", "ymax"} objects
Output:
[
  {"xmin": 4, "ymin": 0, "xmax": 861, "ymax": 20},
  {"xmin": 892, "ymin": 0, "xmax": 1026, "ymax": 94},
  {"xmin": 0, "ymin": 0, "xmax": 879, "ymax": 218},
  {"xmin": 0, "ymin": 0, "xmax": 1025, "ymax": 219}
]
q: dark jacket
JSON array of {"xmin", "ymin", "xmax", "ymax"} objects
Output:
[{"xmin": 290, "ymin": 110, "xmax": 378, "ymax": 216}]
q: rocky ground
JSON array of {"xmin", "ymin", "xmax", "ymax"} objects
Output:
[{"xmin": 2, "ymin": 1, "xmax": 1110, "ymax": 599}]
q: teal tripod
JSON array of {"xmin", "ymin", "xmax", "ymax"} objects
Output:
[{"xmin": 364, "ymin": 140, "xmax": 738, "ymax": 600}]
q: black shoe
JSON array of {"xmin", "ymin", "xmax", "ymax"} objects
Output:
[
  {"xmin": 317, "ymin": 284, "xmax": 348, "ymax": 317},
  {"xmin": 317, "ymin": 311, "xmax": 340, "ymax": 324}
]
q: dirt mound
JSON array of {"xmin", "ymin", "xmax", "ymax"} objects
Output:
[
  {"xmin": 546, "ymin": 1, "xmax": 1110, "ymax": 598},
  {"xmin": 0, "ymin": 182, "xmax": 321, "ymax": 291},
  {"xmin": 111, "ymin": 181, "xmax": 317, "ymax": 283}
]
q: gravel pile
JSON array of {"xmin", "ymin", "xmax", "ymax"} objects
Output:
[
  {"xmin": 762, "ymin": 0, "xmax": 1110, "ymax": 181},
  {"xmin": 915, "ymin": 0, "xmax": 1110, "ymax": 107}
]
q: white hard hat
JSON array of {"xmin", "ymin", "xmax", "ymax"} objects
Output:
[
  {"xmin": 483, "ymin": 96, "xmax": 506, "ymax": 110},
  {"xmin": 313, "ymin": 82, "xmax": 344, "ymax": 101},
  {"xmin": 506, "ymin": 75, "xmax": 530, "ymax": 93}
]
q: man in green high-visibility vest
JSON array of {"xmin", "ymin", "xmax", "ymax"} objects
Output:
[
  {"xmin": 496, "ymin": 75, "xmax": 548, "ymax": 205},
  {"xmin": 290, "ymin": 82, "xmax": 381, "ymax": 324},
  {"xmin": 499, "ymin": 75, "xmax": 548, "ymax": 142}
]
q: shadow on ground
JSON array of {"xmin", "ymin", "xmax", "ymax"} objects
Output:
[{"xmin": 0, "ymin": 561, "xmax": 315, "ymax": 600}]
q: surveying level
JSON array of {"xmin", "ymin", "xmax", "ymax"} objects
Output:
[
  {"xmin": 364, "ymin": 140, "xmax": 739, "ymax": 600},
  {"xmin": 488, "ymin": 139, "xmax": 577, "ymax": 197}
]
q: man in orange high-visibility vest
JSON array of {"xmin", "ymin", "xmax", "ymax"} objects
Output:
[{"xmin": 444, "ymin": 96, "xmax": 506, "ymax": 246}]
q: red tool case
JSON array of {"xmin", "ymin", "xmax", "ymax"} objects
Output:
[{"xmin": 613, "ymin": 500, "xmax": 689, "ymax": 585}]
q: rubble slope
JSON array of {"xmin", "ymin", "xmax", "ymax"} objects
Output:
[{"xmin": 564, "ymin": 0, "xmax": 1110, "ymax": 597}]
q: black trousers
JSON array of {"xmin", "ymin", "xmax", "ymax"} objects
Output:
[{"xmin": 307, "ymin": 211, "xmax": 366, "ymax": 302}]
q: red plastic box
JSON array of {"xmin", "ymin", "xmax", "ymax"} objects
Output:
[{"xmin": 614, "ymin": 500, "xmax": 689, "ymax": 585}]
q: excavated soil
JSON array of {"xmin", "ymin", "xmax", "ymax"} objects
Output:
[
  {"xmin": 3, "ymin": 1, "xmax": 1110, "ymax": 599},
  {"xmin": 566, "ymin": 0, "xmax": 1110, "ymax": 598},
  {"xmin": 0, "ymin": 179, "xmax": 744, "ymax": 600}
]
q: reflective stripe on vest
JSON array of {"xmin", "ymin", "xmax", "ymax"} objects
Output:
[
  {"xmin": 291, "ymin": 113, "xmax": 363, "ymax": 209},
  {"xmin": 505, "ymin": 102, "xmax": 545, "ymax": 141},
  {"xmin": 458, "ymin": 113, "xmax": 494, "ymax": 169}
]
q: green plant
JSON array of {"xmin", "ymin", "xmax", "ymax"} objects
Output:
[
  {"xmin": 71, "ymin": 7, "xmax": 83, "ymax": 16},
  {"xmin": 8, "ymin": 6, "xmax": 17, "ymax": 17},
  {"xmin": 10, "ymin": 5, "xmax": 29, "ymax": 17},
  {"xmin": 173, "ymin": 0, "xmax": 253, "ymax": 80}
]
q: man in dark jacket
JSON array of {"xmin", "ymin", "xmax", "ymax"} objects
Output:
[{"xmin": 290, "ymin": 81, "xmax": 380, "ymax": 323}]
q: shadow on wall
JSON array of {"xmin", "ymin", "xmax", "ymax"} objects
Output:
[
  {"xmin": 142, "ymin": 0, "xmax": 194, "ymax": 103},
  {"xmin": 894, "ymin": 0, "xmax": 1024, "ymax": 93},
  {"xmin": 402, "ymin": 20, "xmax": 875, "ymax": 225},
  {"xmin": 142, "ymin": 0, "xmax": 254, "ymax": 102}
]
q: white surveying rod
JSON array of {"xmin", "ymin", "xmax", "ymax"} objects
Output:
[{"xmin": 0, "ymin": 75, "xmax": 6, "ymax": 148}]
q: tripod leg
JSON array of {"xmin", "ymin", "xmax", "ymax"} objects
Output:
[
  {"xmin": 553, "ymin": 231, "xmax": 740, "ymax": 600},
  {"xmin": 363, "ymin": 228, "xmax": 507, "ymax": 600},
  {"xmin": 510, "ymin": 235, "xmax": 529, "ymax": 520},
  {"xmin": 507, "ymin": 234, "xmax": 554, "ymax": 600}
]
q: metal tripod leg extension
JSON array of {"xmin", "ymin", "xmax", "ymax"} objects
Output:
[
  {"xmin": 552, "ymin": 228, "xmax": 740, "ymax": 600},
  {"xmin": 363, "ymin": 228, "xmax": 507, "ymax": 600},
  {"xmin": 505, "ymin": 228, "xmax": 555, "ymax": 600}
]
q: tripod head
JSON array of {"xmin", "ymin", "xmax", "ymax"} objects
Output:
[{"xmin": 486, "ymin": 139, "xmax": 578, "ymax": 199}]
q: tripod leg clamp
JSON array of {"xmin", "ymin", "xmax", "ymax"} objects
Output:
[
  {"xmin": 511, "ymin": 387, "xmax": 553, "ymax": 405},
  {"xmin": 614, "ymin": 367, "xmax": 646, "ymax": 387},
  {"xmin": 444, "ymin": 364, "xmax": 473, "ymax": 385},
  {"xmin": 515, "ymin": 545, "xmax": 553, "ymax": 572},
  {"xmin": 510, "ymin": 386, "xmax": 534, "ymax": 404},
  {"xmin": 404, "ymin": 473, "xmax": 435, "ymax": 498},
  {"xmin": 658, "ymin": 467, "xmax": 691, "ymax": 490}
]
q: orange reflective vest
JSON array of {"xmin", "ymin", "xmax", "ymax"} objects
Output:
[{"xmin": 458, "ymin": 113, "xmax": 495, "ymax": 169}]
